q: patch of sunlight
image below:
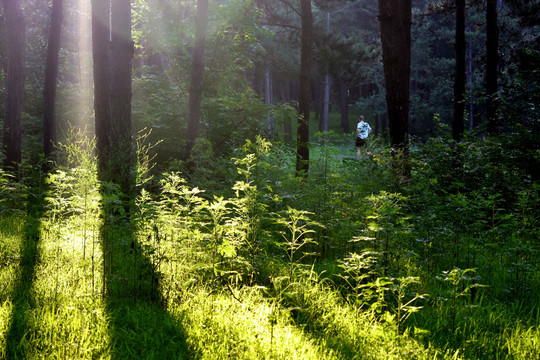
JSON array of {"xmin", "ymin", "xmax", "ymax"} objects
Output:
[
  {"xmin": 18, "ymin": 198, "xmax": 111, "ymax": 358},
  {"xmin": 20, "ymin": 300, "xmax": 111, "ymax": 359},
  {"xmin": 173, "ymin": 291, "xmax": 339, "ymax": 360},
  {"xmin": 0, "ymin": 215, "xmax": 25, "ymax": 359},
  {"xmin": 0, "ymin": 300, "xmax": 14, "ymax": 359},
  {"xmin": 0, "ymin": 216, "xmax": 24, "ymax": 300},
  {"xmin": 505, "ymin": 324, "xmax": 540, "ymax": 359}
]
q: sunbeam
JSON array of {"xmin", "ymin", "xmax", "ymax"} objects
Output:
[{"xmin": 75, "ymin": 0, "xmax": 93, "ymax": 134}]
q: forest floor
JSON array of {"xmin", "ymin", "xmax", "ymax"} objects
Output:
[{"xmin": 1, "ymin": 134, "xmax": 539, "ymax": 359}]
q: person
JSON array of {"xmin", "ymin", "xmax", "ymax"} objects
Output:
[{"xmin": 355, "ymin": 115, "xmax": 371, "ymax": 156}]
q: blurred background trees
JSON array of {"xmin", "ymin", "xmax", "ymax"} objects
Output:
[{"xmin": 0, "ymin": 0, "xmax": 538, "ymax": 173}]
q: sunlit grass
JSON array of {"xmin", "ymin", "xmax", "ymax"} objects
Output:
[
  {"xmin": 1, "ymin": 136, "xmax": 539, "ymax": 359},
  {"xmin": 0, "ymin": 215, "xmax": 25, "ymax": 359}
]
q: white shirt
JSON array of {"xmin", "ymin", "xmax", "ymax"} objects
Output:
[{"xmin": 357, "ymin": 121, "xmax": 371, "ymax": 139}]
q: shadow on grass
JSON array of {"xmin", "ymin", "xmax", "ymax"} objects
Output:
[
  {"xmin": 99, "ymin": 184, "xmax": 193, "ymax": 359},
  {"xmin": 4, "ymin": 174, "xmax": 45, "ymax": 358}
]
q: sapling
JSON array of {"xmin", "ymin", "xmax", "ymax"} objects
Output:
[
  {"xmin": 437, "ymin": 267, "xmax": 485, "ymax": 333},
  {"xmin": 390, "ymin": 276, "xmax": 428, "ymax": 333},
  {"xmin": 274, "ymin": 206, "xmax": 322, "ymax": 276}
]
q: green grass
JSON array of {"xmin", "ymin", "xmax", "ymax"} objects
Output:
[{"xmin": 1, "ymin": 131, "xmax": 539, "ymax": 359}]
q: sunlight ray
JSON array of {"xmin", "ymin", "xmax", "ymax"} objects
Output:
[{"xmin": 75, "ymin": 0, "xmax": 94, "ymax": 134}]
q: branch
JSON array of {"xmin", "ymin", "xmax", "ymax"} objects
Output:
[
  {"xmin": 277, "ymin": 0, "xmax": 301, "ymax": 17},
  {"xmin": 262, "ymin": 22, "xmax": 301, "ymax": 31}
]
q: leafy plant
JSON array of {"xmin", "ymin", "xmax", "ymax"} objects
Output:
[{"xmin": 274, "ymin": 207, "xmax": 322, "ymax": 276}]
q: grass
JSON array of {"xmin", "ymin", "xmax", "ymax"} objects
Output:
[{"xmin": 0, "ymin": 131, "xmax": 539, "ymax": 359}]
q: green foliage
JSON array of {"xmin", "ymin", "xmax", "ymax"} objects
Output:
[
  {"xmin": 0, "ymin": 169, "xmax": 27, "ymax": 214},
  {"xmin": 274, "ymin": 207, "xmax": 322, "ymax": 275},
  {"xmin": 1, "ymin": 131, "xmax": 540, "ymax": 359}
]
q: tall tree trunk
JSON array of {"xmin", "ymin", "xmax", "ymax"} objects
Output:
[
  {"xmin": 322, "ymin": 73, "xmax": 330, "ymax": 132},
  {"xmin": 2, "ymin": 0, "xmax": 25, "ymax": 170},
  {"xmin": 91, "ymin": 0, "xmax": 111, "ymax": 173},
  {"xmin": 110, "ymin": 0, "xmax": 134, "ymax": 193},
  {"xmin": 486, "ymin": 0, "xmax": 498, "ymax": 135},
  {"xmin": 296, "ymin": 0, "xmax": 312, "ymax": 176},
  {"xmin": 321, "ymin": 11, "xmax": 331, "ymax": 133},
  {"xmin": 43, "ymin": 0, "xmax": 64, "ymax": 159},
  {"xmin": 378, "ymin": 0, "xmax": 411, "ymax": 180},
  {"xmin": 467, "ymin": 32, "xmax": 474, "ymax": 130},
  {"xmin": 265, "ymin": 68, "xmax": 274, "ymax": 137},
  {"xmin": 186, "ymin": 0, "xmax": 208, "ymax": 159},
  {"xmin": 339, "ymin": 81, "xmax": 349, "ymax": 133},
  {"xmin": 378, "ymin": 0, "xmax": 411, "ymax": 151},
  {"xmin": 453, "ymin": 0, "xmax": 465, "ymax": 142}
]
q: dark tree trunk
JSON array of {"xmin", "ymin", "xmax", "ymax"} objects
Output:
[
  {"xmin": 378, "ymin": 0, "xmax": 411, "ymax": 151},
  {"xmin": 265, "ymin": 68, "xmax": 274, "ymax": 137},
  {"xmin": 2, "ymin": 0, "xmax": 25, "ymax": 170},
  {"xmin": 339, "ymin": 81, "xmax": 349, "ymax": 133},
  {"xmin": 381, "ymin": 112, "xmax": 388, "ymax": 141},
  {"xmin": 453, "ymin": 0, "xmax": 465, "ymax": 142},
  {"xmin": 110, "ymin": 0, "xmax": 134, "ymax": 193},
  {"xmin": 91, "ymin": 0, "xmax": 111, "ymax": 172},
  {"xmin": 43, "ymin": 0, "xmax": 63, "ymax": 159},
  {"xmin": 186, "ymin": 0, "xmax": 208, "ymax": 159},
  {"xmin": 296, "ymin": 0, "xmax": 312, "ymax": 176},
  {"xmin": 486, "ymin": 0, "xmax": 498, "ymax": 135}
]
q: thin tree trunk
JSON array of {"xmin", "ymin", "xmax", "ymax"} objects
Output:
[
  {"xmin": 43, "ymin": 0, "xmax": 64, "ymax": 159},
  {"xmin": 2, "ymin": 0, "xmax": 25, "ymax": 170},
  {"xmin": 322, "ymin": 73, "xmax": 330, "ymax": 132},
  {"xmin": 321, "ymin": 11, "xmax": 331, "ymax": 132},
  {"xmin": 265, "ymin": 68, "xmax": 274, "ymax": 137},
  {"xmin": 296, "ymin": 0, "xmax": 312, "ymax": 176},
  {"xmin": 467, "ymin": 31, "xmax": 474, "ymax": 130},
  {"xmin": 339, "ymin": 81, "xmax": 349, "ymax": 133},
  {"xmin": 486, "ymin": 0, "xmax": 498, "ymax": 134},
  {"xmin": 186, "ymin": 0, "xmax": 209, "ymax": 159},
  {"xmin": 453, "ymin": 0, "xmax": 465, "ymax": 141}
]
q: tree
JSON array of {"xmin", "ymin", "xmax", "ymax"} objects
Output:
[
  {"xmin": 1, "ymin": 0, "xmax": 25, "ymax": 170},
  {"xmin": 92, "ymin": 0, "xmax": 134, "ymax": 194},
  {"xmin": 186, "ymin": 0, "xmax": 209, "ymax": 160},
  {"xmin": 296, "ymin": 0, "xmax": 313, "ymax": 176},
  {"xmin": 91, "ymin": 0, "xmax": 111, "ymax": 173},
  {"xmin": 43, "ymin": 0, "xmax": 63, "ymax": 159},
  {"xmin": 453, "ymin": 0, "xmax": 465, "ymax": 141},
  {"xmin": 378, "ymin": 0, "xmax": 411, "ymax": 156},
  {"xmin": 110, "ymin": 0, "xmax": 134, "ymax": 193},
  {"xmin": 485, "ymin": 0, "xmax": 498, "ymax": 134},
  {"xmin": 452, "ymin": 0, "xmax": 466, "ymax": 141}
]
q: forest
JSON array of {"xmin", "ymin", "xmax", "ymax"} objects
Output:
[{"xmin": 0, "ymin": 0, "xmax": 539, "ymax": 359}]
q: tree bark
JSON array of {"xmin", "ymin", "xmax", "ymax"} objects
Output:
[
  {"xmin": 43, "ymin": 0, "xmax": 64, "ymax": 159},
  {"xmin": 296, "ymin": 0, "xmax": 312, "ymax": 176},
  {"xmin": 486, "ymin": 0, "xmax": 498, "ymax": 135},
  {"xmin": 91, "ymin": 0, "xmax": 111, "ymax": 172},
  {"xmin": 339, "ymin": 81, "xmax": 349, "ymax": 133},
  {"xmin": 2, "ymin": 0, "xmax": 25, "ymax": 170},
  {"xmin": 186, "ymin": 0, "xmax": 209, "ymax": 159},
  {"xmin": 453, "ymin": 0, "xmax": 466, "ymax": 142},
  {"xmin": 378, "ymin": 0, "xmax": 411, "ymax": 152},
  {"xmin": 110, "ymin": 0, "xmax": 134, "ymax": 193}
]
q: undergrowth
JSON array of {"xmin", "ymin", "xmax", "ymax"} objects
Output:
[{"xmin": 0, "ymin": 131, "xmax": 538, "ymax": 359}]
